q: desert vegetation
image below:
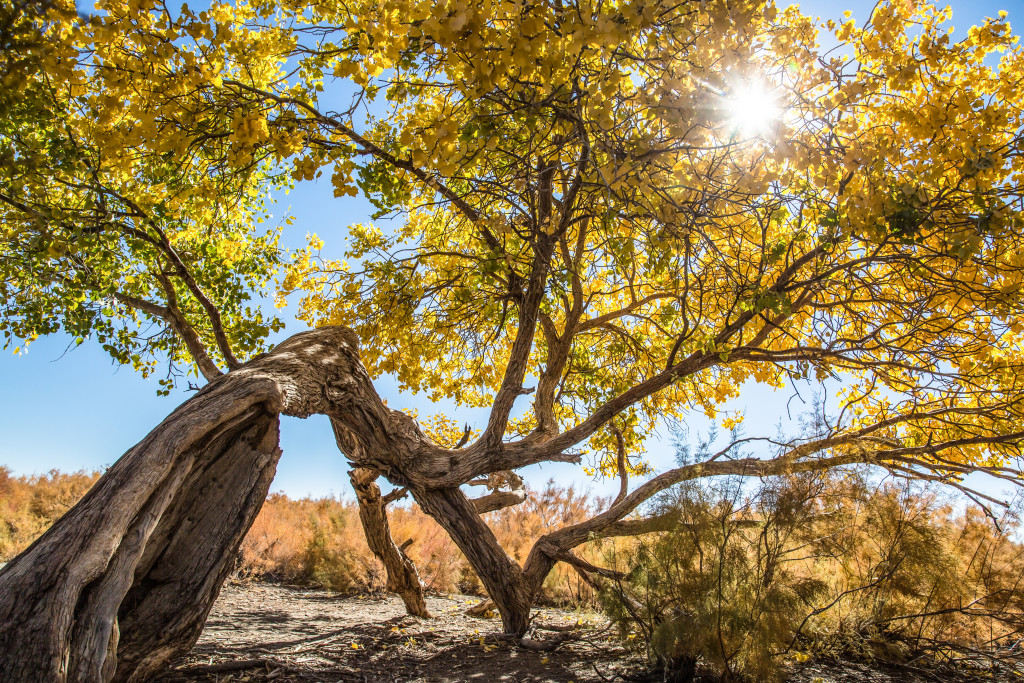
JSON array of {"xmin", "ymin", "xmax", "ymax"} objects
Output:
[
  {"xmin": 5, "ymin": 0, "xmax": 1024, "ymax": 680},
  {"xmin": 5, "ymin": 463, "xmax": 1024, "ymax": 681},
  {"xmin": 0, "ymin": 466, "xmax": 610, "ymax": 605},
  {"xmin": 238, "ymin": 479, "xmax": 614, "ymax": 604},
  {"xmin": 0, "ymin": 467, "xmax": 100, "ymax": 562},
  {"xmin": 603, "ymin": 469, "xmax": 1024, "ymax": 681}
]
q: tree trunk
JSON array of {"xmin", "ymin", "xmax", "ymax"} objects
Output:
[
  {"xmin": 349, "ymin": 468, "xmax": 430, "ymax": 618},
  {"xmin": 0, "ymin": 326, "xmax": 374, "ymax": 682},
  {"xmin": 413, "ymin": 486, "xmax": 533, "ymax": 635},
  {"xmin": 0, "ymin": 325, "xmax": 554, "ymax": 679},
  {"xmin": 0, "ymin": 382, "xmax": 282, "ymax": 682}
]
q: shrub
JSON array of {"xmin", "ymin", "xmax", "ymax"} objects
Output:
[
  {"xmin": 0, "ymin": 466, "xmax": 100, "ymax": 561},
  {"xmin": 602, "ymin": 476, "xmax": 831, "ymax": 682},
  {"xmin": 602, "ymin": 471, "xmax": 1024, "ymax": 682},
  {"xmin": 1, "ymin": 465, "xmax": 619, "ymax": 604}
]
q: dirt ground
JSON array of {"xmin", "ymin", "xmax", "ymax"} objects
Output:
[
  {"xmin": 156, "ymin": 583, "xmax": 1013, "ymax": 683},
  {"xmin": 158, "ymin": 583, "xmax": 631, "ymax": 683}
]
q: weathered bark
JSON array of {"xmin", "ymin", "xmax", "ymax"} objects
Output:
[
  {"xmin": 0, "ymin": 322, "xmax": 683, "ymax": 678},
  {"xmin": 472, "ymin": 488, "xmax": 527, "ymax": 514},
  {"xmin": 413, "ymin": 486, "xmax": 533, "ymax": 635},
  {"xmin": 468, "ymin": 470, "xmax": 527, "ymax": 514},
  {"xmin": 349, "ymin": 467, "xmax": 430, "ymax": 618},
  {"xmin": 0, "ymin": 326, "xmax": 372, "ymax": 682},
  {"xmin": 0, "ymin": 385, "xmax": 282, "ymax": 682}
]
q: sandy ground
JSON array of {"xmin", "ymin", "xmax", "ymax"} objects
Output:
[
  {"xmin": 156, "ymin": 582, "xmax": 1014, "ymax": 683},
  {"xmin": 157, "ymin": 583, "xmax": 633, "ymax": 682}
]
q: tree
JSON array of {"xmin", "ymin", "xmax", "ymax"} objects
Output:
[{"xmin": 3, "ymin": 0, "xmax": 1024, "ymax": 679}]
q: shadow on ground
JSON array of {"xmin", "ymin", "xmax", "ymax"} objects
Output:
[
  {"xmin": 158, "ymin": 583, "xmax": 628, "ymax": 682},
  {"xmin": 158, "ymin": 583, "xmax": 1014, "ymax": 683}
]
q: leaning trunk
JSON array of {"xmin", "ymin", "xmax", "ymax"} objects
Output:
[
  {"xmin": 349, "ymin": 467, "xmax": 430, "ymax": 618},
  {"xmin": 413, "ymin": 486, "xmax": 533, "ymax": 635},
  {"xmin": 0, "ymin": 325, "xmax": 550, "ymax": 679},
  {"xmin": 0, "ymin": 326, "xmax": 375, "ymax": 682},
  {"xmin": 0, "ymin": 378, "xmax": 283, "ymax": 682}
]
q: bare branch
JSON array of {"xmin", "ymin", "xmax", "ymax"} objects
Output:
[
  {"xmin": 611, "ymin": 426, "xmax": 628, "ymax": 507},
  {"xmin": 455, "ymin": 424, "xmax": 472, "ymax": 449},
  {"xmin": 472, "ymin": 489, "xmax": 527, "ymax": 514},
  {"xmin": 382, "ymin": 487, "xmax": 409, "ymax": 506},
  {"xmin": 536, "ymin": 542, "xmax": 626, "ymax": 580}
]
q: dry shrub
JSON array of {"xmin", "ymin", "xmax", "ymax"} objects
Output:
[
  {"xmin": 238, "ymin": 478, "xmax": 618, "ymax": 603},
  {"xmin": 0, "ymin": 466, "xmax": 100, "ymax": 561},
  {"xmin": 238, "ymin": 494, "xmax": 378, "ymax": 591},
  {"xmin": 389, "ymin": 503, "xmax": 464, "ymax": 593},
  {"xmin": 0, "ymin": 466, "xmax": 638, "ymax": 611},
  {"xmin": 1, "ymin": 466, "xmax": 614, "ymax": 601},
  {"xmin": 802, "ymin": 476, "xmax": 1024, "ymax": 663},
  {"xmin": 603, "ymin": 470, "xmax": 1024, "ymax": 682}
]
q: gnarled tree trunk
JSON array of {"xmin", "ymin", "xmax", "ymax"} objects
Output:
[
  {"xmin": 413, "ymin": 486, "xmax": 533, "ymax": 635},
  {"xmin": 0, "ymin": 378, "xmax": 283, "ymax": 682},
  {"xmin": 349, "ymin": 467, "xmax": 430, "ymax": 618},
  {"xmin": 0, "ymin": 325, "xmax": 565, "ymax": 680},
  {"xmin": 0, "ymin": 327, "xmax": 372, "ymax": 682}
]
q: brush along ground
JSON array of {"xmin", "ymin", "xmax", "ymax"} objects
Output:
[{"xmin": 156, "ymin": 583, "xmax": 1014, "ymax": 683}]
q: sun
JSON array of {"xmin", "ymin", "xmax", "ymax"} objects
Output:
[{"xmin": 723, "ymin": 80, "xmax": 782, "ymax": 137}]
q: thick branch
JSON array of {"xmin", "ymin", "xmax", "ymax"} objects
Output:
[
  {"xmin": 348, "ymin": 466, "xmax": 429, "ymax": 617},
  {"xmin": 481, "ymin": 235, "xmax": 556, "ymax": 449},
  {"xmin": 536, "ymin": 542, "xmax": 626, "ymax": 580},
  {"xmin": 519, "ymin": 425, "xmax": 1024, "ymax": 596},
  {"xmin": 472, "ymin": 489, "xmax": 527, "ymax": 514},
  {"xmin": 611, "ymin": 426, "xmax": 628, "ymax": 507}
]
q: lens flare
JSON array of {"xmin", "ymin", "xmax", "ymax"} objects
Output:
[{"xmin": 724, "ymin": 81, "xmax": 781, "ymax": 137}]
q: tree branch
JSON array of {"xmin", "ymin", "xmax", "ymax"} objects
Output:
[
  {"xmin": 112, "ymin": 290, "xmax": 223, "ymax": 382},
  {"xmin": 472, "ymin": 489, "xmax": 527, "ymax": 514},
  {"xmin": 611, "ymin": 426, "xmax": 628, "ymax": 507},
  {"xmin": 382, "ymin": 487, "xmax": 408, "ymax": 506}
]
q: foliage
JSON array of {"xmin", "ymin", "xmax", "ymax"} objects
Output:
[
  {"xmin": 603, "ymin": 471, "xmax": 1024, "ymax": 681},
  {"xmin": 5, "ymin": 0, "xmax": 1024, "ymax": 470},
  {"xmin": 1, "ymin": 0, "xmax": 285, "ymax": 390}
]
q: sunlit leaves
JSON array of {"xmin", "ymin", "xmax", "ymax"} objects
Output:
[{"xmin": 8, "ymin": 0, "xmax": 1024, "ymax": 474}]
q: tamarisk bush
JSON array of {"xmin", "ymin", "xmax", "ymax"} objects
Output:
[{"xmin": 603, "ymin": 471, "xmax": 1024, "ymax": 682}]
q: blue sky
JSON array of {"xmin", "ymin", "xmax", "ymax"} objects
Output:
[{"xmin": 2, "ymin": 1, "xmax": 1022, "ymax": 501}]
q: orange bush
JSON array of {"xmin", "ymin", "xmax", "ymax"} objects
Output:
[
  {"xmin": 0, "ymin": 465, "xmax": 620, "ymax": 605},
  {"xmin": 237, "ymin": 478, "xmax": 617, "ymax": 603},
  {"xmin": 0, "ymin": 466, "xmax": 100, "ymax": 561}
]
